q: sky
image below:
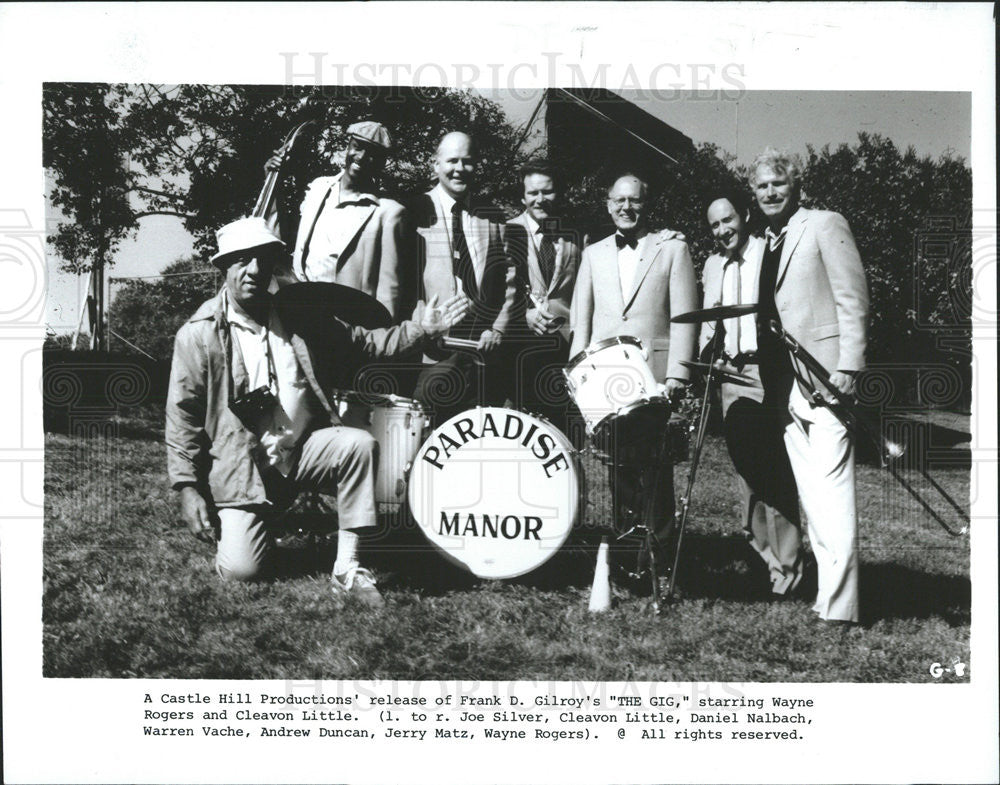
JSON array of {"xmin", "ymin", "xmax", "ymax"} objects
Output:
[{"xmin": 45, "ymin": 90, "xmax": 971, "ymax": 334}]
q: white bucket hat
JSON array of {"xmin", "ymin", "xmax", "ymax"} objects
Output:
[{"xmin": 211, "ymin": 217, "xmax": 285, "ymax": 269}]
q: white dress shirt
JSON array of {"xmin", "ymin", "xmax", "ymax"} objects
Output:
[
  {"xmin": 433, "ymin": 183, "xmax": 484, "ymax": 286},
  {"xmin": 720, "ymin": 234, "xmax": 764, "ymax": 356},
  {"xmin": 616, "ymin": 229, "xmax": 649, "ymax": 302},
  {"xmin": 227, "ymin": 297, "xmax": 318, "ymax": 476}
]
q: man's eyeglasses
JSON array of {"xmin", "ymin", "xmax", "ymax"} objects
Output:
[{"xmin": 609, "ymin": 197, "xmax": 645, "ymax": 208}]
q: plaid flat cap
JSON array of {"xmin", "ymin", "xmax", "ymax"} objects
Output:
[{"xmin": 347, "ymin": 120, "xmax": 392, "ymax": 151}]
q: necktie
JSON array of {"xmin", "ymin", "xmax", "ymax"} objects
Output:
[
  {"xmin": 725, "ymin": 259, "xmax": 741, "ymax": 357},
  {"xmin": 537, "ymin": 232, "xmax": 556, "ymax": 286},
  {"xmin": 451, "ymin": 202, "xmax": 478, "ymax": 297}
]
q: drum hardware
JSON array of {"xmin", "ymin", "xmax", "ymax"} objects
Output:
[
  {"xmin": 564, "ymin": 336, "xmax": 687, "ymax": 612},
  {"xmin": 768, "ymin": 320, "xmax": 969, "ymax": 537},
  {"xmin": 680, "ymin": 360, "xmax": 756, "ymax": 387},
  {"xmin": 609, "ymin": 424, "xmax": 674, "ymax": 613},
  {"xmin": 654, "ymin": 310, "xmax": 747, "ymax": 606}
]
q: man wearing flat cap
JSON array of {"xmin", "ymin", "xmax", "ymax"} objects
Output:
[
  {"xmin": 266, "ymin": 120, "xmax": 412, "ymax": 320},
  {"xmin": 165, "ymin": 217, "xmax": 467, "ymax": 606}
]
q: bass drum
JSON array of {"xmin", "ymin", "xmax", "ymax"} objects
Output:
[{"xmin": 407, "ymin": 407, "xmax": 580, "ymax": 579}]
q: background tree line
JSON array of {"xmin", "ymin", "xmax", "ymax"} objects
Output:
[{"xmin": 44, "ymin": 84, "xmax": 972, "ymax": 408}]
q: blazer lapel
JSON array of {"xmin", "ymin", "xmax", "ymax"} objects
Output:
[
  {"xmin": 623, "ymin": 233, "xmax": 660, "ymax": 313},
  {"xmin": 776, "ymin": 210, "xmax": 808, "ymax": 290}
]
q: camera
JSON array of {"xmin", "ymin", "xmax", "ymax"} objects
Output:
[{"xmin": 229, "ymin": 385, "xmax": 278, "ymax": 428}]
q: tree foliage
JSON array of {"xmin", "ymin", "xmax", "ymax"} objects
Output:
[
  {"xmin": 800, "ymin": 133, "xmax": 972, "ymax": 401},
  {"xmin": 43, "ymin": 84, "xmax": 137, "ymax": 274},
  {"xmin": 44, "ymin": 85, "xmax": 526, "ymax": 269},
  {"xmin": 111, "ymin": 257, "xmax": 221, "ymax": 360}
]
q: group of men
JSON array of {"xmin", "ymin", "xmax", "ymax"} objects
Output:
[{"xmin": 166, "ymin": 119, "xmax": 868, "ymax": 624}]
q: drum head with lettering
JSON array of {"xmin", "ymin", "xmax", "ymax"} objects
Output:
[{"xmin": 407, "ymin": 408, "xmax": 579, "ymax": 579}]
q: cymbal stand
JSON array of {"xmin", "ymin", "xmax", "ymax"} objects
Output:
[{"xmin": 662, "ymin": 321, "xmax": 725, "ymax": 603}]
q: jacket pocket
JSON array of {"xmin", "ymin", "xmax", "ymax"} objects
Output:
[{"xmin": 810, "ymin": 322, "xmax": 840, "ymax": 341}]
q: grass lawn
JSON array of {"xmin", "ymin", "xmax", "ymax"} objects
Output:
[{"xmin": 43, "ymin": 417, "xmax": 970, "ymax": 682}]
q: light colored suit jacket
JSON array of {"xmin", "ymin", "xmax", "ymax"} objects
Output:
[
  {"xmin": 505, "ymin": 211, "xmax": 581, "ymax": 343},
  {"xmin": 269, "ymin": 173, "xmax": 412, "ymax": 321},
  {"xmin": 570, "ymin": 228, "xmax": 697, "ymax": 382},
  {"xmin": 408, "ymin": 186, "xmax": 517, "ymax": 337},
  {"xmin": 770, "ymin": 207, "xmax": 868, "ymax": 399}
]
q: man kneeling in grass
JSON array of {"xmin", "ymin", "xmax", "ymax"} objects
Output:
[{"xmin": 165, "ymin": 217, "xmax": 467, "ymax": 607}]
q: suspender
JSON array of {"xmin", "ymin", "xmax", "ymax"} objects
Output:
[{"xmin": 297, "ymin": 183, "xmax": 335, "ymax": 280}]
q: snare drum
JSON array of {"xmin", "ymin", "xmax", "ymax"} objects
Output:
[
  {"xmin": 564, "ymin": 336, "xmax": 663, "ymax": 436},
  {"xmin": 332, "ymin": 391, "xmax": 431, "ymax": 506},
  {"xmin": 407, "ymin": 407, "xmax": 580, "ymax": 579}
]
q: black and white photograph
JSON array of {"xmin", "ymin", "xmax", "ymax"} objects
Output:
[{"xmin": 2, "ymin": 3, "xmax": 997, "ymax": 784}]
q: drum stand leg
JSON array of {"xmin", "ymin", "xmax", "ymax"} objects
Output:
[{"xmin": 613, "ymin": 428, "xmax": 673, "ymax": 614}]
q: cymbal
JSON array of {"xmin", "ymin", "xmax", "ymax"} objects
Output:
[
  {"xmin": 671, "ymin": 303, "xmax": 758, "ymax": 323},
  {"xmin": 273, "ymin": 281, "xmax": 392, "ymax": 330},
  {"xmin": 680, "ymin": 360, "xmax": 756, "ymax": 387}
]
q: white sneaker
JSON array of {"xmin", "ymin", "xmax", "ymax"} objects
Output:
[{"xmin": 331, "ymin": 565, "xmax": 385, "ymax": 609}]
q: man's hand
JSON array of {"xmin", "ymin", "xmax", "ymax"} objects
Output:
[
  {"xmin": 828, "ymin": 370, "xmax": 856, "ymax": 397},
  {"xmin": 661, "ymin": 378, "xmax": 687, "ymax": 402},
  {"xmin": 477, "ymin": 329, "xmax": 503, "ymax": 353},
  {"xmin": 526, "ymin": 305, "xmax": 559, "ymax": 336},
  {"xmin": 264, "ymin": 149, "xmax": 284, "ymax": 174},
  {"xmin": 180, "ymin": 486, "xmax": 214, "ymax": 542},
  {"xmin": 415, "ymin": 293, "xmax": 470, "ymax": 338}
]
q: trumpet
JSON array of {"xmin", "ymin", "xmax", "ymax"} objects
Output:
[{"xmin": 768, "ymin": 320, "xmax": 969, "ymax": 537}]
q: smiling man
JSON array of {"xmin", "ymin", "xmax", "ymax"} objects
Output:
[
  {"xmin": 570, "ymin": 172, "xmax": 697, "ymax": 554},
  {"xmin": 750, "ymin": 148, "xmax": 869, "ymax": 624},
  {"xmin": 505, "ymin": 161, "xmax": 581, "ymax": 430},
  {"xmin": 266, "ymin": 120, "xmax": 410, "ymax": 320},
  {"xmin": 407, "ymin": 131, "xmax": 519, "ymax": 419},
  {"xmin": 699, "ymin": 189, "xmax": 804, "ymax": 598}
]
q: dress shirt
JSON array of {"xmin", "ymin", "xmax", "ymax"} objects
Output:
[
  {"xmin": 227, "ymin": 298, "xmax": 319, "ymax": 476},
  {"xmin": 615, "ymin": 229, "xmax": 648, "ymax": 302},
  {"xmin": 434, "ymin": 184, "xmax": 484, "ymax": 285},
  {"xmin": 721, "ymin": 235, "xmax": 764, "ymax": 356},
  {"xmin": 303, "ymin": 177, "xmax": 380, "ymax": 282}
]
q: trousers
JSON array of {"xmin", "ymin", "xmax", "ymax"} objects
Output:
[
  {"xmin": 783, "ymin": 383, "xmax": 859, "ymax": 622},
  {"xmin": 215, "ymin": 425, "xmax": 378, "ymax": 582},
  {"xmin": 723, "ymin": 390, "xmax": 803, "ymax": 594}
]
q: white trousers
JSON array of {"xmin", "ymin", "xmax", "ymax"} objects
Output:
[{"xmin": 784, "ymin": 385, "xmax": 860, "ymax": 622}]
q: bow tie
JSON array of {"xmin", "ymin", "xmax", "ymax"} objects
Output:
[{"xmin": 616, "ymin": 233, "xmax": 638, "ymax": 250}]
